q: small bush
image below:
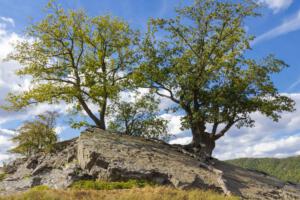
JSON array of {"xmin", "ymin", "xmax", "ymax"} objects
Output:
[
  {"xmin": 0, "ymin": 173, "xmax": 6, "ymax": 181},
  {"xmin": 70, "ymin": 179, "xmax": 155, "ymax": 190}
]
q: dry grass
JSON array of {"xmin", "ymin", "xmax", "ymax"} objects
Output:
[{"xmin": 0, "ymin": 187, "xmax": 239, "ymax": 200}]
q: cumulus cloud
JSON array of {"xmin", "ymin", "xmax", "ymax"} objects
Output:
[
  {"xmin": 259, "ymin": 0, "xmax": 293, "ymax": 13},
  {"xmin": 168, "ymin": 93, "xmax": 300, "ymax": 160},
  {"xmin": 0, "ymin": 18, "xmax": 73, "ymax": 164},
  {"xmin": 214, "ymin": 94, "xmax": 300, "ymax": 160},
  {"xmin": 161, "ymin": 113, "xmax": 182, "ymax": 135},
  {"xmin": 253, "ymin": 10, "xmax": 300, "ymax": 45},
  {"xmin": 0, "ymin": 128, "xmax": 16, "ymax": 165},
  {"xmin": 0, "ymin": 17, "xmax": 15, "ymax": 27}
]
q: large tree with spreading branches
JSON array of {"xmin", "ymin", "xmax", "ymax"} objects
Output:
[
  {"xmin": 3, "ymin": 2, "xmax": 140, "ymax": 130},
  {"xmin": 138, "ymin": 0, "xmax": 295, "ymax": 156}
]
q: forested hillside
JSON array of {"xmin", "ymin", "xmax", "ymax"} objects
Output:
[{"xmin": 227, "ymin": 156, "xmax": 300, "ymax": 183}]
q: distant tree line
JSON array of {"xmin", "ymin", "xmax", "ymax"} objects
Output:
[
  {"xmin": 2, "ymin": 0, "xmax": 295, "ymax": 157},
  {"xmin": 228, "ymin": 157, "xmax": 300, "ymax": 183}
]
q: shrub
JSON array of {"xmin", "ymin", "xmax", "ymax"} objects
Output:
[
  {"xmin": 9, "ymin": 111, "xmax": 58, "ymax": 157},
  {"xmin": 0, "ymin": 173, "xmax": 6, "ymax": 181},
  {"xmin": 70, "ymin": 179, "xmax": 155, "ymax": 190}
]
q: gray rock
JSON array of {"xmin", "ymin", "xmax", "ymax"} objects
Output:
[
  {"xmin": 0, "ymin": 138, "xmax": 84, "ymax": 194},
  {"xmin": 1, "ymin": 127, "xmax": 300, "ymax": 200}
]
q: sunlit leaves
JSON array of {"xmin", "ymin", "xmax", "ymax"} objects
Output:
[
  {"xmin": 139, "ymin": 0, "xmax": 295, "ymax": 140},
  {"xmin": 10, "ymin": 111, "xmax": 58, "ymax": 156},
  {"xmin": 3, "ymin": 2, "xmax": 139, "ymax": 129},
  {"xmin": 109, "ymin": 94, "xmax": 169, "ymax": 140}
]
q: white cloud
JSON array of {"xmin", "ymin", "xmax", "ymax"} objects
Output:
[
  {"xmin": 55, "ymin": 125, "xmax": 68, "ymax": 135},
  {"xmin": 259, "ymin": 0, "xmax": 293, "ymax": 13},
  {"xmin": 0, "ymin": 17, "xmax": 15, "ymax": 27},
  {"xmin": 214, "ymin": 93, "xmax": 300, "ymax": 160},
  {"xmin": 0, "ymin": 128, "xmax": 15, "ymax": 165},
  {"xmin": 169, "ymin": 137, "xmax": 192, "ymax": 145},
  {"xmin": 0, "ymin": 21, "xmax": 71, "ymax": 122},
  {"xmin": 253, "ymin": 10, "xmax": 300, "ymax": 45},
  {"xmin": 168, "ymin": 93, "xmax": 300, "ymax": 160},
  {"xmin": 0, "ymin": 20, "xmax": 73, "ymax": 164},
  {"xmin": 161, "ymin": 113, "xmax": 182, "ymax": 135}
]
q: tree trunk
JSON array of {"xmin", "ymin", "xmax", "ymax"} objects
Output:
[
  {"xmin": 77, "ymin": 96, "xmax": 106, "ymax": 130},
  {"xmin": 191, "ymin": 124, "xmax": 216, "ymax": 157},
  {"xmin": 99, "ymin": 97, "xmax": 107, "ymax": 130},
  {"xmin": 99, "ymin": 114, "xmax": 106, "ymax": 130}
]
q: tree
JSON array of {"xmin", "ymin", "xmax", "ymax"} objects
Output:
[
  {"xmin": 3, "ymin": 2, "xmax": 139, "ymax": 130},
  {"xmin": 108, "ymin": 94, "xmax": 169, "ymax": 139},
  {"xmin": 10, "ymin": 111, "xmax": 58, "ymax": 156},
  {"xmin": 138, "ymin": 0, "xmax": 295, "ymax": 156}
]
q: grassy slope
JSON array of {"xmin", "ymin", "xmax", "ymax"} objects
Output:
[
  {"xmin": 227, "ymin": 156, "xmax": 300, "ymax": 183},
  {"xmin": 0, "ymin": 187, "xmax": 238, "ymax": 200}
]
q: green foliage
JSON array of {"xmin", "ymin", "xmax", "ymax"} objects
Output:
[
  {"xmin": 70, "ymin": 179, "xmax": 155, "ymax": 190},
  {"xmin": 30, "ymin": 185, "xmax": 50, "ymax": 191},
  {"xmin": 109, "ymin": 94, "xmax": 169, "ymax": 139},
  {"xmin": 137, "ymin": 0, "xmax": 295, "ymax": 148},
  {"xmin": 1, "ymin": 0, "xmax": 295, "ymax": 156},
  {"xmin": 3, "ymin": 1, "xmax": 139, "ymax": 130},
  {"xmin": 227, "ymin": 156, "xmax": 300, "ymax": 183},
  {"xmin": 0, "ymin": 173, "xmax": 6, "ymax": 181},
  {"xmin": 9, "ymin": 111, "xmax": 58, "ymax": 156}
]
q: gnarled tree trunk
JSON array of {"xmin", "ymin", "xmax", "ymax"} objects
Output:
[{"xmin": 190, "ymin": 122, "xmax": 216, "ymax": 157}]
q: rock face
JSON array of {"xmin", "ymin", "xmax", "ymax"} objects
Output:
[{"xmin": 1, "ymin": 128, "xmax": 300, "ymax": 199}]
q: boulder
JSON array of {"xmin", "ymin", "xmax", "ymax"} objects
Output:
[
  {"xmin": 0, "ymin": 127, "xmax": 300, "ymax": 199},
  {"xmin": 0, "ymin": 138, "xmax": 84, "ymax": 194}
]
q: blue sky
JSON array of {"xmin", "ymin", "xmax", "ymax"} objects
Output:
[{"xmin": 0, "ymin": 0, "xmax": 300, "ymax": 162}]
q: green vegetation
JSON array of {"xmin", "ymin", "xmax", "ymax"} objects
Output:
[
  {"xmin": 2, "ymin": 0, "xmax": 295, "ymax": 156},
  {"xmin": 29, "ymin": 185, "xmax": 50, "ymax": 191},
  {"xmin": 109, "ymin": 94, "xmax": 169, "ymax": 139},
  {"xmin": 70, "ymin": 179, "xmax": 155, "ymax": 190},
  {"xmin": 9, "ymin": 111, "xmax": 58, "ymax": 156},
  {"xmin": 0, "ymin": 186, "xmax": 238, "ymax": 200},
  {"xmin": 2, "ymin": 0, "xmax": 168, "ymax": 140},
  {"xmin": 228, "ymin": 156, "xmax": 300, "ymax": 183},
  {"xmin": 137, "ymin": 0, "xmax": 295, "ymax": 156},
  {"xmin": 0, "ymin": 173, "xmax": 6, "ymax": 181},
  {"xmin": 3, "ymin": 3, "xmax": 139, "ymax": 130}
]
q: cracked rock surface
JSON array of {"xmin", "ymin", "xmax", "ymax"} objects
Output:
[{"xmin": 1, "ymin": 128, "xmax": 300, "ymax": 199}]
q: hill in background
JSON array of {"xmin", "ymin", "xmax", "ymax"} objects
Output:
[{"xmin": 227, "ymin": 156, "xmax": 300, "ymax": 183}]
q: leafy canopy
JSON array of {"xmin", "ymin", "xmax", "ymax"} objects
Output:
[
  {"xmin": 109, "ymin": 93, "xmax": 169, "ymax": 139},
  {"xmin": 138, "ymin": 0, "xmax": 295, "ymax": 142},
  {"xmin": 10, "ymin": 111, "xmax": 58, "ymax": 156},
  {"xmin": 3, "ymin": 2, "xmax": 139, "ymax": 129}
]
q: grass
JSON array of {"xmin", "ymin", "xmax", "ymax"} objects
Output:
[
  {"xmin": 0, "ymin": 186, "xmax": 239, "ymax": 200},
  {"xmin": 29, "ymin": 185, "xmax": 50, "ymax": 191},
  {"xmin": 70, "ymin": 179, "xmax": 155, "ymax": 190}
]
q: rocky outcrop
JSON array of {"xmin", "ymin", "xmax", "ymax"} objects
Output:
[
  {"xmin": 0, "ymin": 138, "xmax": 87, "ymax": 194},
  {"xmin": 1, "ymin": 128, "xmax": 300, "ymax": 199}
]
